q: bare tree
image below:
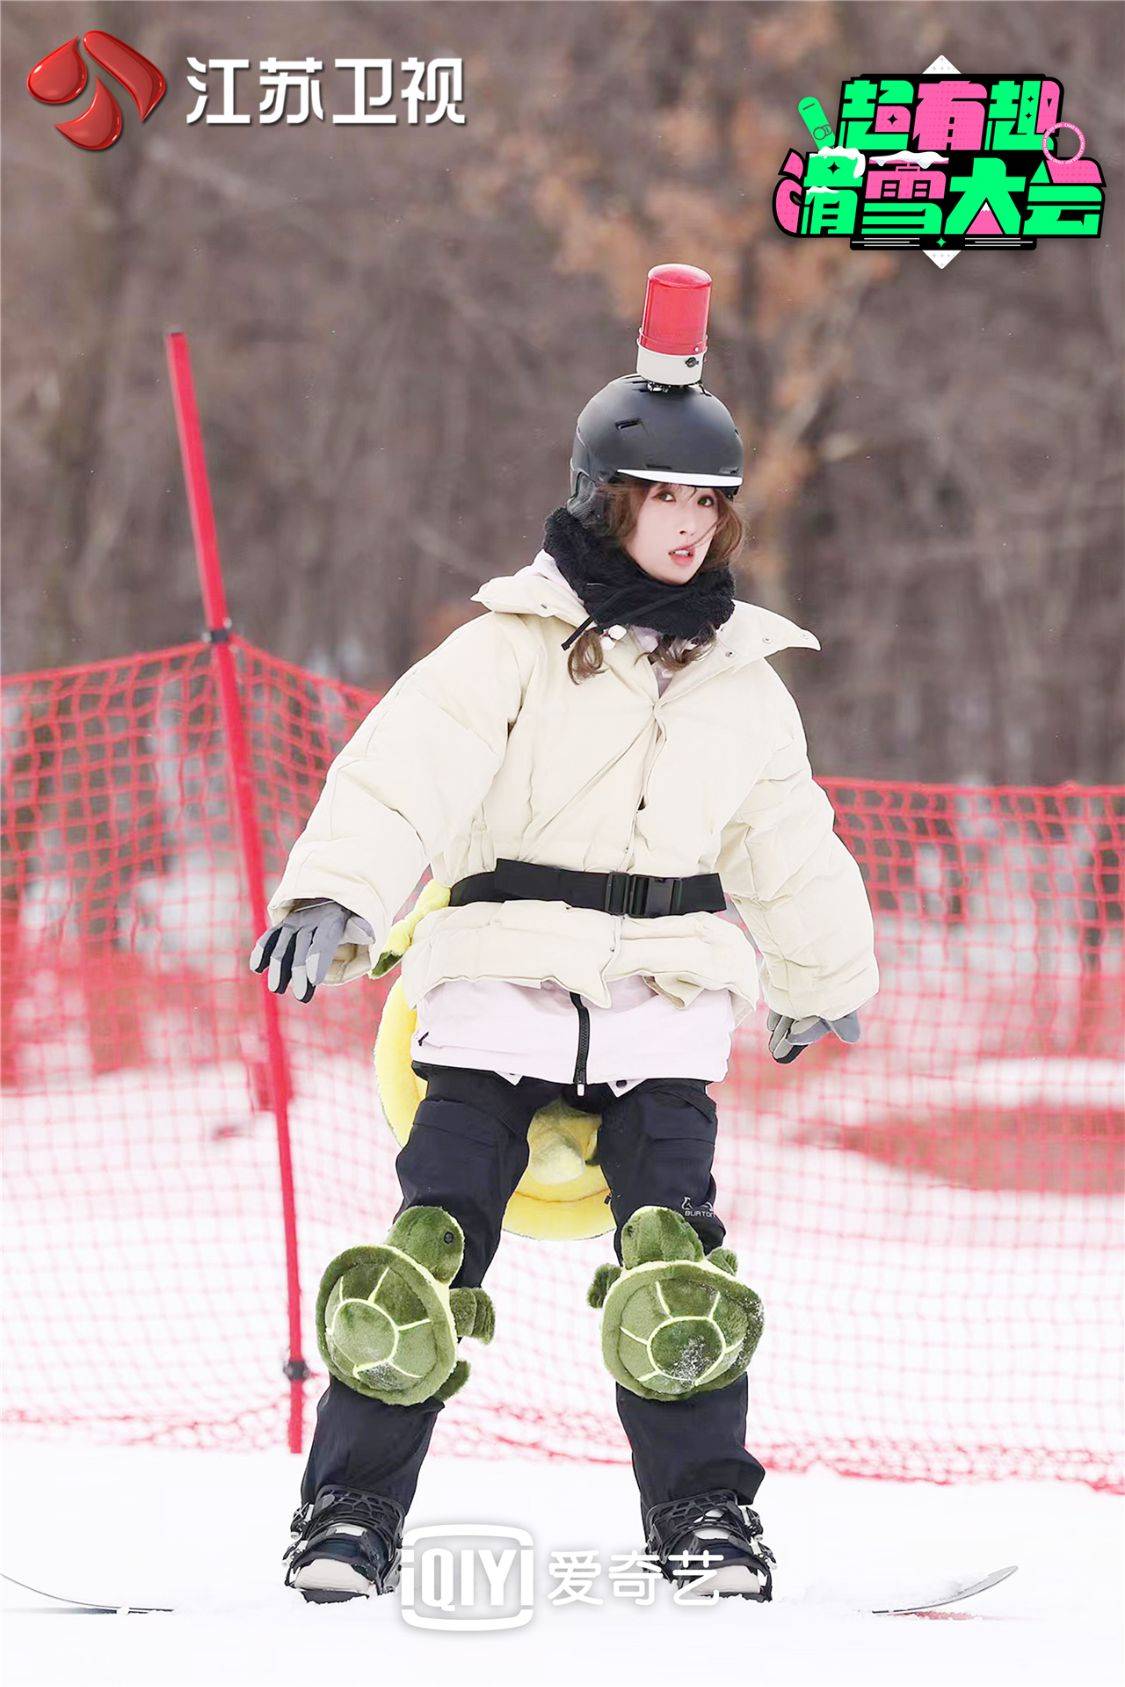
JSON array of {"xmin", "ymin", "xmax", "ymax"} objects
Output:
[{"xmin": 2, "ymin": 0, "xmax": 1121, "ymax": 780}]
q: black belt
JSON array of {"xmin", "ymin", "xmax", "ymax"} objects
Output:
[{"xmin": 447, "ymin": 856, "xmax": 726, "ymax": 920}]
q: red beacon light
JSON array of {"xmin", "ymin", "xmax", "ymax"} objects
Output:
[{"xmin": 636, "ymin": 263, "xmax": 712, "ymax": 387}]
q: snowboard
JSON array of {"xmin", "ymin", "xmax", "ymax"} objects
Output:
[{"xmin": 3, "ymin": 1563, "xmax": 1019, "ymax": 1615}]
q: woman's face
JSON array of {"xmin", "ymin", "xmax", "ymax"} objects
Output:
[{"xmin": 621, "ymin": 481, "xmax": 719, "ymax": 583}]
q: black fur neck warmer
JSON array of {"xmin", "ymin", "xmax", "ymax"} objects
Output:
[{"xmin": 542, "ymin": 504, "xmax": 736, "ymax": 653}]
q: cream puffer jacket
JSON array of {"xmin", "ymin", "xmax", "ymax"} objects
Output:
[{"xmin": 267, "ymin": 551, "xmax": 880, "ymax": 1029}]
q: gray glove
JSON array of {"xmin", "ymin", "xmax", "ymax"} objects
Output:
[
  {"xmin": 767, "ymin": 1008, "xmax": 861, "ymax": 1064},
  {"xmin": 249, "ymin": 899, "xmax": 375, "ymax": 1003}
]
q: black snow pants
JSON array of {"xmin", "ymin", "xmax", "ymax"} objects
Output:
[{"xmin": 300, "ymin": 1062, "xmax": 766, "ymax": 1527}]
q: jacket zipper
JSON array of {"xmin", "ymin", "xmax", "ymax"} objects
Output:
[
  {"xmin": 569, "ymin": 708, "xmax": 667, "ymax": 1093},
  {"xmin": 633, "ymin": 713, "xmax": 665, "ymax": 846},
  {"xmin": 569, "ymin": 990, "xmax": 591, "ymax": 1095}
]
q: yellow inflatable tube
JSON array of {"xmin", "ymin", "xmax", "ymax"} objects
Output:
[{"xmin": 371, "ymin": 879, "xmax": 614, "ymax": 1241}]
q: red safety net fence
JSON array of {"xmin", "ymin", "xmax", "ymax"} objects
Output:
[{"xmin": 2, "ymin": 634, "xmax": 1123, "ymax": 1489}]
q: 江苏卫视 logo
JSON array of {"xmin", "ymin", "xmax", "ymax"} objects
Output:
[{"xmin": 27, "ymin": 31, "xmax": 166, "ymax": 152}]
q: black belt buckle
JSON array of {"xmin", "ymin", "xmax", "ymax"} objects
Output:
[
  {"xmin": 639, "ymin": 875, "xmax": 679, "ymax": 918},
  {"xmin": 603, "ymin": 872, "xmax": 630, "ymax": 916},
  {"xmin": 603, "ymin": 872, "xmax": 679, "ymax": 918}
]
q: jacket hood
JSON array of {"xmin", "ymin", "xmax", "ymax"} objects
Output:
[{"xmin": 471, "ymin": 551, "xmax": 822, "ymax": 666}]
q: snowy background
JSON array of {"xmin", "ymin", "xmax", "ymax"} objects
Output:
[
  {"xmin": 3, "ymin": 1000, "xmax": 1123, "ymax": 1685},
  {"xmin": 2, "ymin": 1448, "xmax": 1122, "ymax": 1686},
  {"xmin": 4, "ymin": 1, "xmax": 1123, "ymax": 1680}
]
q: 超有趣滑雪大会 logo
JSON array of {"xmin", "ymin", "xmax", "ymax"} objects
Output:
[
  {"xmin": 773, "ymin": 54, "xmax": 1105, "ymax": 268},
  {"xmin": 27, "ymin": 31, "xmax": 166, "ymax": 152}
]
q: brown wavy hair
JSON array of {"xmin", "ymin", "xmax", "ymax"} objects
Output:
[{"xmin": 565, "ymin": 479, "xmax": 746, "ymax": 685}]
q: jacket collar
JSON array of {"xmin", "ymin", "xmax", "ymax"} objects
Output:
[
  {"xmin": 471, "ymin": 551, "xmax": 822, "ymax": 678},
  {"xmin": 525, "ymin": 551, "xmax": 663, "ymax": 653}
]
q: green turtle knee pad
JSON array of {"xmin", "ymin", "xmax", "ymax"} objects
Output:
[
  {"xmin": 587, "ymin": 1204, "xmax": 763, "ymax": 1401},
  {"xmin": 316, "ymin": 1205, "xmax": 495, "ymax": 1406}
]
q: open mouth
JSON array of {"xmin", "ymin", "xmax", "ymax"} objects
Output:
[{"xmin": 669, "ymin": 546, "xmax": 695, "ymax": 562}]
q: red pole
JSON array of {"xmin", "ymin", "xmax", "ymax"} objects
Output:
[{"xmin": 164, "ymin": 328, "xmax": 308, "ymax": 1453}]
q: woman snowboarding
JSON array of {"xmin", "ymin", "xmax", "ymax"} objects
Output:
[{"xmin": 252, "ymin": 262, "xmax": 879, "ymax": 1604}]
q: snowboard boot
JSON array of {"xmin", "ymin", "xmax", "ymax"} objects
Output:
[
  {"xmin": 283, "ymin": 1486, "xmax": 405, "ymax": 1602},
  {"xmin": 643, "ymin": 1488, "xmax": 775, "ymax": 1601}
]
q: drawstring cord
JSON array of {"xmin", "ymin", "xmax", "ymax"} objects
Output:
[{"xmin": 560, "ymin": 584, "xmax": 680, "ymax": 652}]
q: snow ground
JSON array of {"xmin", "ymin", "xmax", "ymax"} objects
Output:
[{"xmin": 1, "ymin": 1445, "xmax": 1121, "ymax": 1687}]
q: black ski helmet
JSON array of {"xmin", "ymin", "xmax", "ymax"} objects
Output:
[{"xmin": 568, "ymin": 263, "xmax": 743, "ymax": 518}]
